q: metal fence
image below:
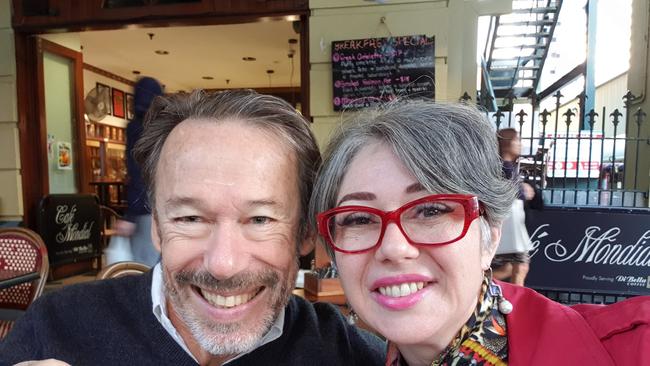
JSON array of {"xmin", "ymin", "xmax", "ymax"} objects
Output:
[{"xmin": 462, "ymin": 91, "xmax": 648, "ymax": 208}]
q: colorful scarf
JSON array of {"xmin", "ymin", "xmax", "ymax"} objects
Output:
[{"xmin": 385, "ymin": 278, "xmax": 508, "ymax": 366}]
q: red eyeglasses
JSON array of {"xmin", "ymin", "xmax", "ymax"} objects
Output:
[{"xmin": 317, "ymin": 194, "xmax": 481, "ymax": 254}]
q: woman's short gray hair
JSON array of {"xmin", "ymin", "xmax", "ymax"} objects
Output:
[{"xmin": 308, "ymin": 99, "xmax": 517, "ymax": 255}]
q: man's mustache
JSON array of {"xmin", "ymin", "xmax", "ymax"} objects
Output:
[{"xmin": 175, "ymin": 269, "xmax": 279, "ymax": 291}]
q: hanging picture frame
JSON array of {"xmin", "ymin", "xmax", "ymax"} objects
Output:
[
  {"xmin": 112, "ymin": 88, "xmax": 125, "ymax": 119},
  {"xmin": 125, "ymin": 92, "xmax": 135, "ymax": 120}
]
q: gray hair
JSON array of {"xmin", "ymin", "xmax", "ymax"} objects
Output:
[
  {"xmin": 308, "ymin": 99, "xmax": 517, "ymax": 256},
  {"xmin": 134, "ymin": 89, "xmax": 321, "ymax": 243}
]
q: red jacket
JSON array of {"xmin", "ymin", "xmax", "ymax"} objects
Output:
[{"xmin": 501, "ymin": 281, "xmax": 650, "ymax": 365}]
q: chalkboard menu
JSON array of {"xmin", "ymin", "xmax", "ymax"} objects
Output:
[
  {"xmin": 38, "ymin": 194, "xmax": 101, "ymax": 266},
  {"xmin": 331, "ymin": 35, "xmax": 435, "ymax": 111}
]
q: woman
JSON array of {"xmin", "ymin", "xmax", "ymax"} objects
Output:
[
  {"xmin": 492, "ymin": 128, "xmax": 536, "ymax": 286},
  {"xmin": 309, "ymin": 100, "xmax": 648, "ymax": 365}
]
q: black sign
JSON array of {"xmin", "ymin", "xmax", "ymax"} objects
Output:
[
  {"xmin": 38, "ymin": 194, "xmax": 101, "ymax": 266},
  {"xmin": 526, "ymin": 206, "xmax": 650, "ymax": 295},
  {"xmin": 331, "ymin": 35, "xmax": 435, "ymax": 111}
]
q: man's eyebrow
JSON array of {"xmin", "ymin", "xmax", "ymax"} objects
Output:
[
  {"xmin": 337, "ymin": 192, "xmax": 376, "ymax": 206},
  {"xmin": 164, "ymin": 196, "xmax": 205, "ymax": 210},
  {"xmin": 247, "ymin": 199, "xmax": 285, "ymax": 210}
]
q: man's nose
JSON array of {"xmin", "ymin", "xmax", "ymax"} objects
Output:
[
  {"xmin": 204, "ymin": 223, "xmax": 249, "ymax": 280},
  {"xmin": 374, "ymin": 222, "xmax": 419, "ymax": 263}
]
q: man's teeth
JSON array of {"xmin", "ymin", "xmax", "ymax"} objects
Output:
[
  {"xmin": 377, "ymin": 282, "xmax": 425, "ymax": 297},
  {"xmin": 200, "ymin": 289, "xmax": 255, "ymax": 308}
]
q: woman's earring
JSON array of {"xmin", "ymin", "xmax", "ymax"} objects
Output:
[
  {"xmin": 487, "ymin": 268, "xmax": 513, "ymax": 315},
  {"xmin": 347, "ymin": 307, "xmax": 359, "ymax": 325}
]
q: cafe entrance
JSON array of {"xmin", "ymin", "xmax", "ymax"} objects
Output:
[{"xmin": 12, "ymin": 0, "xmax": 310, "ymax": 227}]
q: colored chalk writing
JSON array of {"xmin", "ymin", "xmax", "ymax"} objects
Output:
[{"xmin": 332, "ymin": 35, "xmax": 435, "ymax": 111}]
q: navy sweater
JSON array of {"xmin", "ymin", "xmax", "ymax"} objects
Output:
[{"xmin": 0, "ymin": 272, "xmax": 385, "ymax": 365}]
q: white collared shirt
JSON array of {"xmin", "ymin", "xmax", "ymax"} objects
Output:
[{"xmin": 150, "ymin": 263, "xmax": 285, "ymax": 364}]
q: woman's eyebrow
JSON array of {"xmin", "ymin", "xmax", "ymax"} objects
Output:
[
  {"xmin": 337, "ymin": 192, "xmax": 376, "ymax": 206},
  {"xmin": 405, "ymin": 182, "xmax": 426, "ymax": 194}
]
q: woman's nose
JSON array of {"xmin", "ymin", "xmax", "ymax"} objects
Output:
[{"xmin": 374, "ymin": 222, "xmax": 419, "ymax": 262}]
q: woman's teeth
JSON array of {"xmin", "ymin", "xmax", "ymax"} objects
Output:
[
  {"xmin": 377, "ymin": 282, "xmax": 425, "ymax": 297},
  {"xmin": 200, "ymin": 289, "xmax": 256, "ymax": 308}
]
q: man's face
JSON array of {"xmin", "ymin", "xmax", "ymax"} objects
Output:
[{"xmin": 151, "ymin": 118, "xmax": 305, "ymax": 356}]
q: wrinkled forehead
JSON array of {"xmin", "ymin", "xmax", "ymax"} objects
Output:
[{"xmin": 155, "ymin": 118, "xmax": 300, "ymax": 198}]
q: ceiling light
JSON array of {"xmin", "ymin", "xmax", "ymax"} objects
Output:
[
  {"xmin": 202, "ymin": 76, "xmax": 214, "ymax": 80},
  {"xmin": 242, "ymin": 57, "xmax": 256, "ymax": 61},
  {"xmin": 155, "ymin": 50, "xmax": 169, "ymax": 55}
]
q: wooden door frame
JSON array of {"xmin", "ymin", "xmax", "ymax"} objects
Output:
[
  {"xmin": 15, "ymin": 11, "xmax": 310, "ymax": 228},
  {"xmin": 16, "ymin": 35, "xmax": 89, "ymax": 227},
  {"xmin": 37, "ymin": 38, "xmax": 90, "ymax": 195}
]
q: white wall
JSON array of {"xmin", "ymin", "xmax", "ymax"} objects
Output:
[
  {"xmin": 0, "ymin": 0, "xmax": 22, "ymax": 222},
  {"xmin": 308, "ymin": 0, "xmax": 511, "ymax": 149}
]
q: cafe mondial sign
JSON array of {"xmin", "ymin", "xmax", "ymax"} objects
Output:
[
  {"xmin": 38, "ymin": 194, "xmax": 101, "ymax": 265},
  {"xmin": 526, "ymin": 207, "xmax": 650, "ymax": 295}
]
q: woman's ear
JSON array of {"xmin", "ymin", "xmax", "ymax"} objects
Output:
[
  {"xmin": 298, "ymin": 231, "xmax": 316, "ymax": 257},
  {"xmin": 481, "ymin": 225, "xmax": 501, "ymax": 270}
]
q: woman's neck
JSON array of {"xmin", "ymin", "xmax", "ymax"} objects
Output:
[{"xmin": 396, "ymin": 291, "xmax": 481, "ymax": 366}]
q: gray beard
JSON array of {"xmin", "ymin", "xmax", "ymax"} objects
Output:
[{"xmin": 162, "ymin": 261, "xmax": 297, "ymax": 356}]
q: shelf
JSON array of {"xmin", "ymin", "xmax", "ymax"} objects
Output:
[{"xmin": 86, "ymin": 136, "xmax": 126, "ymax": 145}]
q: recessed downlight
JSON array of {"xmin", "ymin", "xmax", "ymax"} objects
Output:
[{"xmin": 242, "ymin": 57, "xmax": 256, "ymax": 61}]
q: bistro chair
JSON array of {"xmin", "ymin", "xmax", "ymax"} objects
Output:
[
  {"xmin": 0, "ymin": 227, "xmax": 49, "ymax": 339},
  {"xmin": 96, "ymin": 261, "xmax": 150, "ymax": 280}
]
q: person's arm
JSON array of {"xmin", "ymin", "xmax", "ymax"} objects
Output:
[{"xmin": 0, "ymin": 306, "xmax": 41, "ymax": 363}]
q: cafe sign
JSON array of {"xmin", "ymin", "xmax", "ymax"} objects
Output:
[
  {"xmin": 38, "ymin": 194, "xmax": 101, "ymax": 266},
  {"xmin": 526, "ymin": 206, "xmax": 650, "ymax": 295}
]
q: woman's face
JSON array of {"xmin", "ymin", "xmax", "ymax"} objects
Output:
[{"xmin": 333, "ymin": 142, "xmax": 497, "ymax": 349}]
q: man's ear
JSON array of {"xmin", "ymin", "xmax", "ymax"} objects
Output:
[
  {"xmin": 151, "ymin": 212, "xmax": 162, "ymax": 253},
  {"xmin": 298, "ymin": 231, "xmax": 316, "ymax": 257},
  {"xmin": 481, "ymin": 225, "xmax": 501, "ymax": 270}
]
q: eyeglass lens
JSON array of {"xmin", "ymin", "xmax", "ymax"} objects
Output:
[{"xmin": 327, "ymin": 199, "xmax": 466, "ymax": 252}]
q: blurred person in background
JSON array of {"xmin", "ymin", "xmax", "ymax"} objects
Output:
[
  {"xmin": 492, "ymin": 128, "xmax": 539, "ymax": 286},
  {"xmin": 114, "ymin": 76, "xmax": 164, "ymax": 266}
]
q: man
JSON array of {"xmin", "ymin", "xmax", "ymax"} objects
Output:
[{"xmin": 0, "ymin": 90, "xmax": 385, "ymax": 365}]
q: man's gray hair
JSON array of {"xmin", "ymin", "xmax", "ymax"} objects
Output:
[
  {"xmin": 308, "ymin": 99, "xmax": 517, "ymax": 255},
  {"xmin": 134, "ymin": 89, "xmax": 321, "ymax": 242}
]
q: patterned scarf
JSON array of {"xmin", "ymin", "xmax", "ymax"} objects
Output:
[{"xmin": 385, "ymin": 278, "xmax": 508, "ymax": 366}]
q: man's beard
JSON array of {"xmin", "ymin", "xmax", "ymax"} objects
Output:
[{"xmin": 162, "ymin": 260, "xmax": 297, "ymax": 356}]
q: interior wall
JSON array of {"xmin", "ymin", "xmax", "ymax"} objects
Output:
[
  {"xmin": 83, "ymin": 70, "xmax": 132, "ymax": 128},
  {"xmin": 0, "ymin": 0, "xmax": 22, "ymax": 223}
]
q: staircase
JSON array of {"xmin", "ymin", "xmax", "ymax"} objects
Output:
[{"xmin": 482, "ymin": 0, "xmax": 563, "ymax": 108}]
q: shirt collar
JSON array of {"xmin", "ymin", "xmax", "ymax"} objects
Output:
[{"xmin": 151, "ymin": 263, "xmax": 285, "ymax": 364}]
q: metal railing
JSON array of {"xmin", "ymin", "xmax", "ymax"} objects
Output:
[{"xmin": 461, "ymin": 91, "xmax": 648, "ymax": 208}]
